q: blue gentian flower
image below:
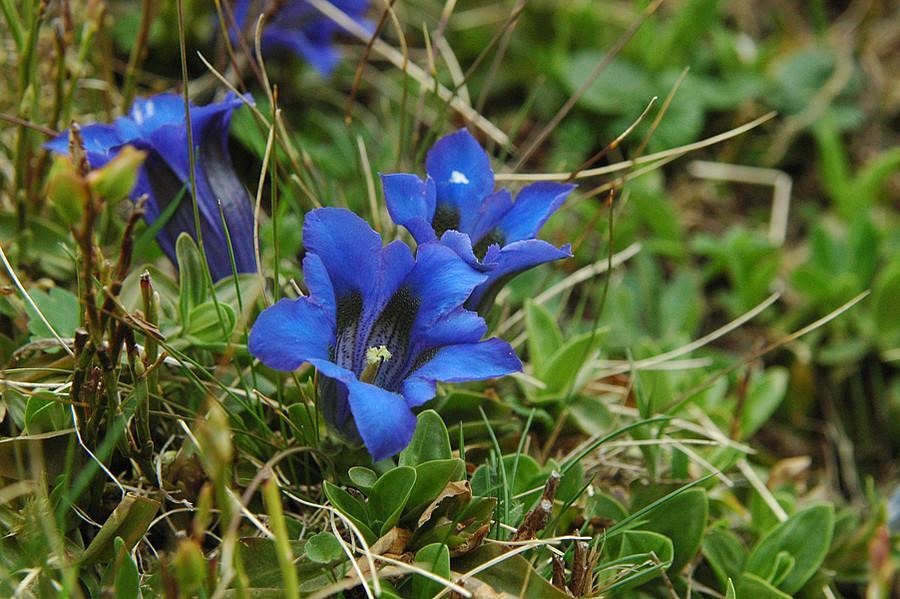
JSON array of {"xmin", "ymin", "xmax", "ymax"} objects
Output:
[
  {"xmin": 381, "ymin": 129, "xmax": 575, "ymax": 313},
  {"xmin": 232, "ymin": 0, "xmax": 370, "ymax": 76},
  {"xmin": 46, "ymin": 93, "xmax": 256, "ymax": 281},
  {"xmin": 248, "ymin": 208, "xmax": 521, "ymax": 461}
]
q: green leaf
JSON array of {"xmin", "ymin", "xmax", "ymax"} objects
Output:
[
  {"xmin": 348, "ymin": 467, "xmax": 378, "ymax": 491},
  {"xmin": 452, "ymin": 545, "xmax": 570, "ymax": 598},
  {"xmin": 873, "ymin": 259, "xmax": 900, "ymax": 350},
  {"xmin": 398, "ymin": 410, "xmax": 451, "ymax": 466},
  {"xmin": 702, "ymin": 528, "xmax": 747, "ymax": 588},
  {"xmin": 725, "ymin": 578, "xmax": 737, "ymax": 599},
  {"xmin": 736, "ymin": 573, "xmax": 792, "ymax": 598},
  {"xmin": 322, "ymin": 481, "xmax": 376, "ymax": 543},
  {"xmin": 23, "ymin": 392, "xmax": 71, "ymax": 434},
  {"xmin": 639, "ymin": 487, "xmax": 708, "ymax": 573},
  {"xmin": 112, "ymin": 537, "xmax": 141, "ymax": 598},
  {"xmin": 185, "ymin": 301, "xmax": 236, "ymax": 346},
  {"xmin": 214, "ymin": 273, "xmax": 264, "ymax": 312},
  {"xmin": 176, "ymin": 233, "xmax": 207, "ymax": 324},
  {"xmin": 745, "ymin": 504, "xmax": 835, "ymax": 594},
  {"xmin": 538, "ymin": 330, "xmax": 604, "ymax": 396},
  {"xmin": 740, "ymin": 367, "xmax": 789, "ymax": 439},
  {"xmin": 411, "ymin": 543, "xmax": 450, "ymax": 599},
  {"xmin": 768, "ymin": 550, "xmax": 796, "ymax": 588},
  {"xmin": 405, "ymin": 459, "xmax": 465, "ymax": 517},
  {"xmin": 525, "ymin": 301, "xmax": 563, "ymax": 376},
  {"xmin": 562, "ymin": 54, "xmax": 655, "ymax": 115},
  {"xmin": 567, "ymin": 395, "xmax": 614, "ymax": 435},
  {"xmin": 588, "ymin": 492, "xmax": 628, "ymax": 522},
  {"xmin": 368, "ymin": 466, "xmax": 417, "ymax": 536},
  {"xmin": 133, "ymin": 184, "xmax": 188, "ymax": 259},
  {"xmin": 304, "ymin": 532, "xmax": 344, "ymax": 564},
  {"xmin": 239, "ymin": 537, "xmax": 332, "ymax": 591},
  {"xmin": 80, "ymin": 494, "xmax": 161, "ymax": 565},
  {"xmin": 609, "ymin": 530, "xmax": 674, "ymax": 591},
  {"xmin": 24, "ymin": 287, "xmax": 80, "ymax": 342}
]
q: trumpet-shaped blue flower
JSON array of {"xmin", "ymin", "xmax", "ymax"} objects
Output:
[
  {"xmin": 232, "ymin": 0, "xmax": 370, "ymax": 76},
  {"xmin": 381, "ymin": 129, "xmax": 575, "ymax": 313},
  {"xmin": 46, "ymin": 93, "xmax": 256, "ymax": 281},
  {"xmin": 248, "ymin": 208, "xmax": 521, "ymax": 461}
]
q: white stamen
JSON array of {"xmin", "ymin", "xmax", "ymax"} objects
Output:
[
  {"xmin": 450, "ymin": 170, "xmax": 470, "ymax": 184},
  {"xmin": 365, "ymin": 345, "xmax": 392, "ymax": 365}
]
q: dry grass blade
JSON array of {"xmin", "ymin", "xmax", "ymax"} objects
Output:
[
  {"xmin": 591, "ymin": 292, "xmax": 780, "ymax": 380},
  {"xmin": 497, "ymin": 242, "xmax": 642, "ymax": 337},
  {"xmin": 305, "ymin": 0, "xmax": 509, "ymax": 146},
  {"xmin": 254, "ymin": 120, "xmax": 277, "ymax": 305},
  {"xmin": 432, "ymin": 536, "xmax": 579, "ymax": 599},
  {"xmin": 496, "ymin": 112, "xmax": 777, "ymax": 182},
  {"xmin": 513, "ymin": 0, "xmax": 665, "ymax": 170},
  {"xmin": 688, "ymin": 161, "xmax": 793, "ymax": 245},
  {"xmin": 565, "ymin": 96, "xmax": 658, "ymax": 181},
  {"xmin": 666, "ymin": 290, "xmax": 871, "ymax": 413}
]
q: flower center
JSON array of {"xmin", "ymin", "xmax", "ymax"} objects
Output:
[
  {"xmin": 473, "ymin": 227, "xmax": 506, "ymax": 261},
  {"xmin": 360, "ymin": 345, "xmax": 392, "ymax": 384},
  {"xmin": 432, "ymin": 204, "xmax": 461, "ymax": 237}
]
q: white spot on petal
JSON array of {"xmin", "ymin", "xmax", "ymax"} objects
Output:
[{"xmin": 450, "ymin": 170, "xmax": 470, "ymax": 184}]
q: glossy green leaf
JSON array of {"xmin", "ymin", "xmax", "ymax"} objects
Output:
[
  {"xmin": 24, "ymin": 287, "xmax": 80, "ymax": 342},
  {"xmin": 702, "ymin": 528, "xmax": 747, "ymax": 588},
  {"xmin": 405, "ymin": 459, "xmax": 465, "ymax": 517},
  {"xmin": 176, "ymin": 233, "xmax": 207, "ymax": 324},
  {"xmin": 112, "ymin": 537, "xmax": 141, "ymax": 598},
  {"xmin": 348, "ymin": 466, "xmax": 377, "ymax": 491},
  {"xmin": 368, "ymin": 466, "xmax": 416, "ymax": 536},
  {"xmin": 304, "ymin": 532, "xmax": 344, "ymax": 564},
  {"xmin": 322, "ymin": 481, "xmax": 375, "ymax": 543},
  {"xmin": 745, "ymin": 504, "xmax": 835, "ymax": 594},
  {"xmin": 525, "ymin": 300, "xmax": 563, "ymax": 376},
  {"xmin": 411, "ymin": 543, "xmax": 450, "ymax": 599},
  {"xmin": 610, "ymin": 530, "xmax": 674, "ymax": 591},
  {"xmin": 740, "ymin": 367, "xmax": 789, "ymax": 440},
  {"xmin": 81, "ymin": 494, "xmax": 160, "ymax": 565},
  {"xmin": 398, "ymin": 410, "xmax": 451, "ymax": 466},
  {"xmin": 185, "ymin": 301, "xmax": 236, "ymax": 345},
  {"xmin": 736, "ymin": 573, "xmax": 792, "ymax": 598},
  {"xmin": 452, "ymin": 545, "xmax": 569, "ymax": 598},
  {"xmin": 539, "ymin": 330, "xmax": 604, "ymax": 396},
  {"xmin": 639, "ymin": 487, "xmax": 708, "ymax": 573}
]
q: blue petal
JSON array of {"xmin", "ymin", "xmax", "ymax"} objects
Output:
[
  {"xmin": 418, "ymin": 308, "xmax": 487, "ymax": 347},
  {"xmin": 425, "ymin": 129, "xmax": 494, "ymax": 233},
  {"xmin": 129, "ymin": 94, "xmax": 187, "ymax": 136},
  {"xmin": 264, "ymin": 26, "xmax": 341, "ymax": 76},
  {"xmin": 497, "ymin": 182, "xmax": 574, "ymax": 243},
  {"xmin": 248, "ymin": 297, "xmax": 334, "ymax": 371},
  {"xmin": 469, "ymin": 189, "xmax": 514, "ymax": 244},
  {"xmin": 438, "ymin": 230, "xmax": 491, "ymax": 271},
  {"xmin": 45, "ymin": 124, "xmax": 125, "ymax": 168},
  {"xmin": 404, "ymin": 242, "xmax": 487, "ymax": 338},
  {"xmin": 311, "ymin": 359, "xmax": 417, "ymax": 461},
  {"xmin": 345, "ymin": 378, "xmax": 417, "ymax": 461},
  {"xmin": 381, "ymin": 173, "xmax": 437, "ymax": 243},
  {"xmin": 372, "ymin": 240, "xmax": 416, "ymax": 313},
  {"xmin": 192, "ymin": 117, "xmax": 257, "ymax": 279},
  {"xmin": 467, "ymin": 240, "xmax": 573, "ymax": 312},
  {"xmin": 302, "ymin": 208, "xmax": 383, "ymax": 302},
  {"xmin": 402, "ymin": 338, "xmax": 522, "ymax": 407},
  {"xmin": 302, "ymin": 252, "xmax": 336, "ymax": 314}
]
